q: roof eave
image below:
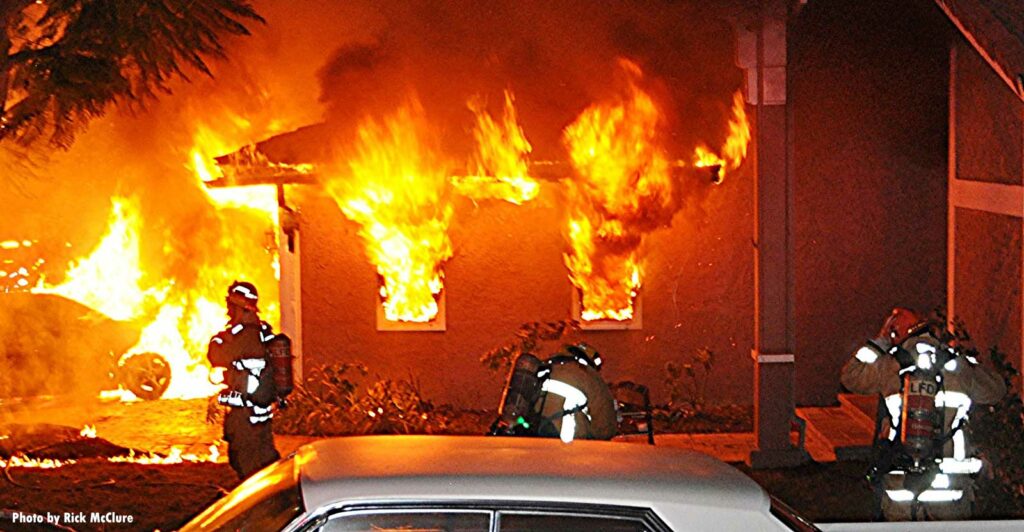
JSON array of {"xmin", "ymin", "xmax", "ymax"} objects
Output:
[{"xmin": 934, "ymin": 0, "xmax": 1024, "ymax": 102}]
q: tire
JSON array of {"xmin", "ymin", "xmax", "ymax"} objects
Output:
[{"xmin": 119, "ymin": 352, "xmax": 171, "ymax": 400}]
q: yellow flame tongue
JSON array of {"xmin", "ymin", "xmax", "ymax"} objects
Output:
[
  {"xmin": 562, "ymin": 60, "xmax": 671, "ymax": 321},
  {"xmin": 693, "ymin": 90, "xmax": 750, "ymax": 183},
  {"xmin": 33, "ymin": 123, "xmax": 284, "ymax": 401},
  {"xmin": 33, "ymin": 196, "xmax": 157, "ymax": 321},
  {"xmin": 325, "ymin": 101, "xmax": 453, "ymax": 323},
  {"xmin": 452, "ymin": 90, "xmax": 539, "ymax": 205}
]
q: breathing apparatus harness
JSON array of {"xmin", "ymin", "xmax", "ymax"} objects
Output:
[
  {"xmin": 869, "ymin": 335, "xmax": 965, "ymax": 520},
  {"xmin": 489, "ymin": 343, "xmax": 601, "ymax": 437}
]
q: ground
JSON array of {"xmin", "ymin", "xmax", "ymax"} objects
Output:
[
  {"xmin": 736, "ymin": 460, "xmax": 877, "ymax": 523},
  {"xmin": 0, "ymin": 461, "xmax": 237, "ymax": 531}
]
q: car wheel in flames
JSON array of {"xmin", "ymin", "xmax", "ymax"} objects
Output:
[{"xmin": 118, "ymin": 352, "xmax": 171, "ymax": 400}]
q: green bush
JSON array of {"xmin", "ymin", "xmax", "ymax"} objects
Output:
[
  {"xmin": 969, "ymin": 348, "xmax": 1024, "ymax": 517},
  {"xmin": 272, "ymin": 363, "xmax": 491, "ymax": 436},
  {"xmin": 479, "ymin": 320, "xmax": 579, "ymax": 375},
  {"xmin": 663, "ymin": 347, "xmax": 714, "ymax": 413}
]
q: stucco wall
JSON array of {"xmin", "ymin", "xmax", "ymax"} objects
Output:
[
  {"xmin": 952, "ymin": 35, "xmax": 1024, "ymax": 368},
  {"xmin": 299, "ymin": 173, "xmax": 754, "ymax": 408},
  {"xmin": 791, "ymin": 0, "xmax": 950, "ymax": 405},
  {"xmin": 955, "ymin": 38, "xmax": 1023, "ymax": 186},
  {"xmin": 954, "ymin": 208, "xmax": 1022, "ymax": 365}
]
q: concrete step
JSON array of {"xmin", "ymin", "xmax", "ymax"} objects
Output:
[
  {"xmin": 838, "ymin": 393, "xmax": 881, "ymax": 429},
  {"xmin": 800, "ymin": 416, "xmax": 837, "ymax": 462},
  {"xmin": 797, "ymin": 401, "xmax": 878, "ymax": 462}
]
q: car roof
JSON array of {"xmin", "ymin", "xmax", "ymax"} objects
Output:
[{"xmin": 296, "ymin": 435, "xmax": 768, "ymax": 514}]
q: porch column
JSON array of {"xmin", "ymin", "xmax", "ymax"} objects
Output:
[
  {"xmin": 278, "ymin": 194, "xmax": 303, "ymax": 380},
  {"xmin": 747, "ymin": 0, "xmax": 809, "ymax": 469}
]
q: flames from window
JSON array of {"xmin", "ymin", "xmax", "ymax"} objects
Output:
[
  {"xmin": 561, "ymin": 60, "xmax": 677, "ymax": 322},
  {"xmin": 323, "ymin": 91, "xmax": 543, "ymax": 324},
  {"xmin": 318, "ymin": 62, "xmax": 750, "ymax": 325},
  {"xmin": 324, "ymin": 100, "xmax": 454, "ymax": 323}
]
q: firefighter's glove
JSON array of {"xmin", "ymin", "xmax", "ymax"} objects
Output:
[{"xmin": 892, "ymin": 346, "xmax": 915, "ymax": 370}]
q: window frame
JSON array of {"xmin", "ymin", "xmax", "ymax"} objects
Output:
[
  {"xmin": 317, "ymin": 506, "xmax": 493, "ymax": 531},
  {"xmin": 287, "ymin": 501, "xmax": 670, "ymax": 532}
]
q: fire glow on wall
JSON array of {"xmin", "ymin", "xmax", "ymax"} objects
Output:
[
  {"xmin": 279, "ymin": 60, "xmax": 752, "ymax": 332},
  {"xmin": 321, "ymin": 90, "xmax": 538, "ymax": 331}
]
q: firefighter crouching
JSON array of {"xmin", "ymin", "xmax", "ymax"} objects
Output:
[
  {"xmin": 840, "ymin": 308, "xmax": 1005, "ymax": 520},
  {"xmin": 491, "ymin": 343, "xmax": 617, "ymax": 443},
  {"xmin": 208, "ymin": 281, "xmax": 290, "ymax": 479}
]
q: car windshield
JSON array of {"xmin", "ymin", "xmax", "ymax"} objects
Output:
[{"xmin": 180, "ymin": 456, "xmax": 303, "ymax": 531}]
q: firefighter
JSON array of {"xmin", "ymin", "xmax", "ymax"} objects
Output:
[
  {"xmin": 840, "ymin": 308, "xmax": 1005, "ymax": 520},
  {"xmin": 533, "ymin": 343, "xmax": 617, "ymax": 443},
  {"xmin": 208, "ymin": 281, "xmax": 280, "ymax": 478}
]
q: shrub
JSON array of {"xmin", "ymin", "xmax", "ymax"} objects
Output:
[
  {"xmin": 272, "ymin": 363, "xmax": 489, "ymax": 436},
  {"xmin": 969, "ymin": 347, "xmax": 1024, "ymax": 517},
  {"xmin": 663, "ymin": 347, "xmax": 714, "ymax": 413},
  {"xmin": 479, "ymin": 320, "xmax": 579, "ymax": 375}
]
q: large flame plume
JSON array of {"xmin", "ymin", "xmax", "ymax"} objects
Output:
[
  {"xmin": 324, "ymin": 101, "xmax": 453, "ymax": 323},
  {"xmin": 131, "ymin": 124, "xmax": 282, "ymax": 399},
  {"xmin": 191, "ymin": 125, "xmax": 281, "ymax": 225},
  {"xmin": 562, "ymin": 60, "xmax": 677, "ymax": 321},
  {"xmin": 9, "ymin": 1, "xmax": 322, "ymax": 404},
  {"xmin": 30, "ymin": 123, "xmax": 283, "ymax": 401},
  {"xmin": 693, "ymin": 91, "xmax": 750, "ymax": 184},
  {"xmin": 33, "ymin": 197, "xmax": 161, "ymax": 322},
  {"xmin": 452, "ymin": 91, "xmax": 539, "ymax": 205}
]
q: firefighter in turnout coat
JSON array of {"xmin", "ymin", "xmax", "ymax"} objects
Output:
[
  {"xmin": 841, "ymin": 308, "xmax": 1005, "ymax": 520},
  {"xmin": 534, "ymin": 344, "xmax": 618, "ymax": 443},
  {"xmin": 208, "ymin": 281, "xmax": 280, "ymax": 478}
]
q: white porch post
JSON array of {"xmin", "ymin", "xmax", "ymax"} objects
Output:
[
  {"xmin": 278, "ymin": 196, "xmax": 303, "ymax": 380},
  {"xmin": 746, "ymin": 0, "xmax": 810, "ymax": 469}
]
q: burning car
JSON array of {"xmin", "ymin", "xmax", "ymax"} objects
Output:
[{"xmin": 0, "ymin": 292, "xmax": 171, "ymax": 401}]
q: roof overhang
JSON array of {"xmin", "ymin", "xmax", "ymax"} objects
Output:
[{"xmin": 934, "ymin": 0, "xmax": 1024, "ymax": 102}]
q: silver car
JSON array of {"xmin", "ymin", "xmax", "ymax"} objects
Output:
[{"xmin": 182, "ymin": 435, "xmax": 817, "ymax": 531}]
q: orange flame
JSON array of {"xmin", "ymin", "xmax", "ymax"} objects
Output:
[
  {"xmin": 692, "ymin": 145, "xmax": 725, "ymax": 171},
  {"xmin": 32, "ymin": 197, "xmax": 221, "ymax": 400},
  {"xmin": 31, "ymin": 120, "xmax": 284, "ymax": 401},
  {"xmin": 80, "ymin": 425, "xmax": 97, "ymax": 438},
  {"xmin": 190, "ymin": 125, "xmax": 280, "ymax": 225},
  {"xmin": 693, "ymin": 90, "xmax": 750, "ymax": 183},
  {"xmin": 0, "ymin": 443, "xmax": 225, "ymax": 469},
  {"xmin": 134, "ymin": 124, "xmax": 285, "ymax": 399},
  {"xmin": 32, "ymin": 197, "xmax": 160, "ymax": 321},
  {"xmin": 562, "ymin": 60, "xmax": 674, "ymax": 321},
  {"xmin": 324, "ymin": 101, "xmax": 453, "ymax": 323},
  {"xmin": 108, "ymin": 444, "xmax": 223, "ymax": 465},
  {"xmin": 452, "ymin": 91, "xmax": 539, "ymax": 205},
  {"xmin": 0, "ymin": 455, "xmax": 76, "ymax": 469}
]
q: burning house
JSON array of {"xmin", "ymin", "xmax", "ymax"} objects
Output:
[
  {"xmin": 3, "ymin": 0, "xmax": 1024, "ymax": 472},
  {"xmin": 206, "ymin": 6, "xmax": 756, "ymax": 408}
]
